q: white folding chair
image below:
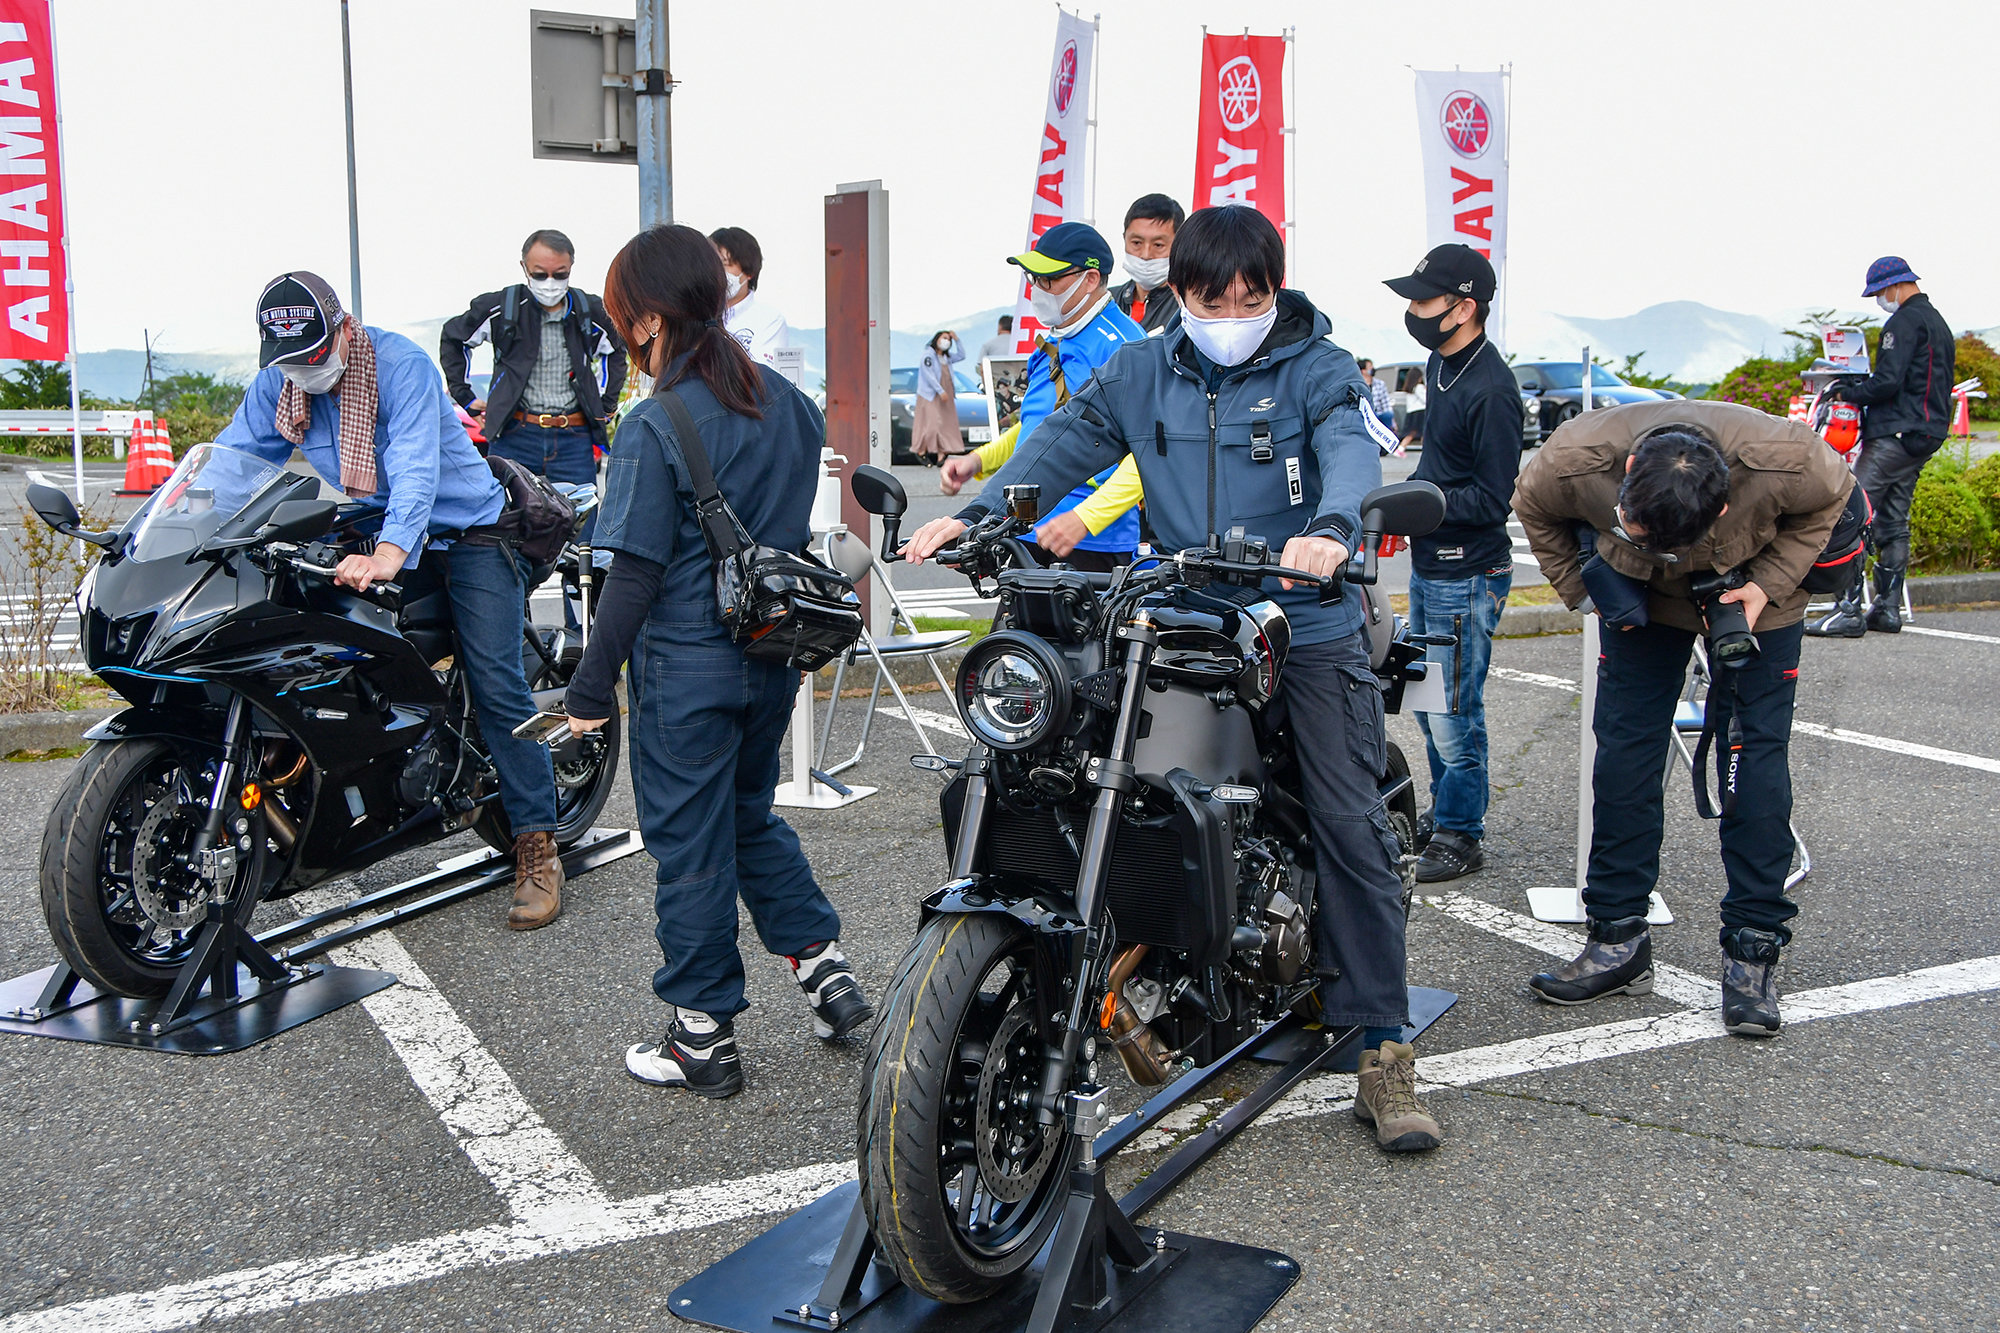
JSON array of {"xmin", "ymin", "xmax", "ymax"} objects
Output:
[{"xmin": 813, "ymin": 531, "xmax": 970, "ymax": 778}]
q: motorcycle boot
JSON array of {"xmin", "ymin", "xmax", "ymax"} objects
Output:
[
  {"xmin": 1528, "ymin": 915, "xmax": 1654, "ymax": 1005},
  {"xmin": 1414, "ymin": 829, "xmax": 1484, "ymax": 883},
  {"xmin": 789, "ymin": 940, "xmax": 875, "ymax": 1039},
  {"xmin": 1720, "ymin": 927, "xmax": 1783, "ymax": 1038},
  {"xmin": 506, "ymin": 830, "xmax": 565, "ymax": 930},
  {"xmin": 626, "ymin": 1008, "xmax": 745, "ymax": 1097},
  {"xmin": 1865, "ymin": 566, "xmax": 1906, "ymax": 634},
  {"xmin": 1804, "ymin": 571, "xmax": 1868, "ymax": 639},
  {"xmin": 1353, "ymin": 1041, "xmax": 1442, "ymax": 1152}
]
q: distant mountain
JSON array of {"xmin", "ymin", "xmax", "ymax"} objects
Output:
[{"xmin": 1509, "ymin": 302, "xmax": 1785, "ymax": 382}]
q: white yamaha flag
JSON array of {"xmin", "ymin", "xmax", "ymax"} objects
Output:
[
  {"xmin": 1007, "ymin": 10, "xmax": 1096, "ymax": 354},
  {"xmin": 1412, "ymin": 71, "xmax": 1509, "ymax": 299}
]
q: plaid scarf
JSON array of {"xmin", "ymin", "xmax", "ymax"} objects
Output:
[{"xmin": 275, "ymin": 321, "xmax": 379, "ymax": 497}]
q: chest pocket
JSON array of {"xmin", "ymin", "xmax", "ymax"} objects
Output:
[{"xmin": 1217, "ymin": 409, "xmax": 1310, "ymax": 530}]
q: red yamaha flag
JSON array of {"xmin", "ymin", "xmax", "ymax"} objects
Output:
[
  {"xmin": 0, "ymin": 1, "xmax": 66, "ymax": 360},
  {"xmin": 1193, "ymin": 34, "xmax": 1286, "ymax": 238}
]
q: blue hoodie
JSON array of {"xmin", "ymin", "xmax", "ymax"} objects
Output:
[{"xmin": 958, "ymin": 289, "xmax": 1380, "ymax": 643}]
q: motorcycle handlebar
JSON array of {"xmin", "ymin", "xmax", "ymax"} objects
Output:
[{"xmin": 285, "ymin": 552, "xmax": 401, "ymax": 601}]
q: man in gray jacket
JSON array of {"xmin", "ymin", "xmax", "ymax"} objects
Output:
[{"xmin": 902, "ymin": 206, "xmax": 1439, "ymax": 1153}]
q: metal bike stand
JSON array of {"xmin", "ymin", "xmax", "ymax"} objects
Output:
[
  {"xmin": 668, "ymin": 1011, "xmax": 1383, "ymax": 1333},
  {"xmin": 0, "ymin": 828, "xmax": 641, "ymax": 1056}
]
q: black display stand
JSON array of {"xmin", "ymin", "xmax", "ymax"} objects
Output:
[
  {"xmin": 0, "ymin": 828, "xmax": 641, "ymax": 1056},
  {"xmin": 1249, "ymin": 984, "xmax": 1460, "ymax": 1070},
  {"xmin": 669, "ymin": 994, "xmax": 1456, "ymax": 1333}
]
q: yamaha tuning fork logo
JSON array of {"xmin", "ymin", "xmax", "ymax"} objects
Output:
[
  {"xmin": 1052, "ymin": 40, "xmax": 1078, "ymax": 114},
  {"xmin": 1217, "ymin": 55, "xmax": 1262, "ymax": 131},
  {"xmin": 1440, "ymin": 90, "xmax": 1493, "ymax": 158}
]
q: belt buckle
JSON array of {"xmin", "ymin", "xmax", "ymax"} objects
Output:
[{"xmin": 536, "ymin": 412, "xmax": 559, "ymax": 428}]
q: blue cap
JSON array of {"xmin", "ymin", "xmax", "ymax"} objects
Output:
[
  {"xmin": 1008, "ymin": 222, "xmax": 1113, "ymax": 279},
  {"xmin": 1862, "ymin": 256, "xmax": 1920, "ymax": 297}
]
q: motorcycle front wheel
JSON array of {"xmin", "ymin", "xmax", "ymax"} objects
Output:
[
  {"xmin": 857, "ymin": 913, "xmax": 1076, "ymax": 1304},
  {"xmin": 40, "ymin": 738, "xmax": 268, "ymax": 998}
]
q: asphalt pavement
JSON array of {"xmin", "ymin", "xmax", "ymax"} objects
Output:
[{"xmin": 0, "ymin": 598, "xmax": 1996, "ymax": 1332}]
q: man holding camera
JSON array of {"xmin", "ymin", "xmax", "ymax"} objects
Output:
[{"xmin": 1512, "ymin": 402, "xmax": 1853, "ymax": 1036}]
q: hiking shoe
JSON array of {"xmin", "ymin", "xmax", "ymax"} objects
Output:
[
  {"xmin": 789, "ymin": 940, "xmax": 874, "ymax": 1040},
  {"xmin": 506, "ymin": 831, "xmax": 564, "ymax": 930},
  {"xmin": 1529, "ymin": 915, "xmax": 1653, "ymax": 1005},
  {"xmin": 1353, "ymin": 1041, "xmax": 1442, "ymax": 1152},
  {"xmin": 1720, "ymin": 928, "xmax": 1783, "ymax": 1037},
  {"xmin": 1413, "ymin": 829, "xmax": 1484, "ymax": 883},
  {"xmin": 625, "ymin": 1008, "xmax": 744, "ymax": 1098}
]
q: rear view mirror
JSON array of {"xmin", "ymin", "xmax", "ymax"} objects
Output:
[
  {"xmin": 851, "ymin": 464, "xmax": 907, "ymax": 517},
  {"xmin": 1519, "ymin": 379, "xmax": 1542, "ymax": 393},
  {"xmin": 26, "ymin": 480, "xmax": 117, "ymax": 549},
  {"xmin": 1344, "ymin": 480, "xmax": 1447, "ymax": 586},
  {"xmin": 259, "ymin": 499, "xmax": 339, "ymax": 545}
]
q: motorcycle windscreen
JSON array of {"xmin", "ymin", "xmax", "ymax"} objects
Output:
[{"xmin": 124, "ymin": 444, "xmax": 311, "ymax": 562}]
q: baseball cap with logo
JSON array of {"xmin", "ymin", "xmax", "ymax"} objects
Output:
[
  {"xmin": 1007, "ymin": 221, "xmax": 1114, "ymax": 280},
  {"xmin": 256, "ymin": 271, "xmax": 347, "ymax": 368},
  {"xmin": 1383, "ymin": 244, "xmax": 1497, "ymax": 304},
  {"xmin": 1861, "ymin": 256, "xmax": 1920, "ymax": 297}
]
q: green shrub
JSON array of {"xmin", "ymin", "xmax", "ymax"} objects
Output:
[
  {"xmin": 1907, "ymin": 474, "xmax": 1995, "ymax": 572},
  {"xmin": 1959, "ymin": 451, "xmax": 2000, "ymax": 530},
  {"xmin": 1707, "ymin": 356, "xmax": 1807, "ymax": 416},
  {"xmin": 1954, "ymin": 335, "xmax": 2000, "ymax": 421}
]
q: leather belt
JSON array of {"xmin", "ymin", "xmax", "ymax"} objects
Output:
[{"xmin": 512, "ymin": 409, "xmax": 588, "ymax": 428}]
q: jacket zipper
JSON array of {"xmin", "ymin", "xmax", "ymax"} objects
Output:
[{"xmin": 1206, "ymin": 391, "xmax": 1219, "ymax": 541}]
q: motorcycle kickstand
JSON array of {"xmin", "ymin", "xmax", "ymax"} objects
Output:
[{"xmin": 1024, "ymin": 1087, "xmax": 1168, "ymax": 1333}]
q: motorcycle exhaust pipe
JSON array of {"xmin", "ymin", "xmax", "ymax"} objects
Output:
[
  {"xmin": 261, "ymin": 796, "xmax": 298, "ymax": 853},
  {"xmin": 1099, "ymin": 944, "xmax": 1173, "ymax": 1087}
]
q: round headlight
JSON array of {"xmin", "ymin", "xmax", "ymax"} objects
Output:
[{"xmin": 956, "ymin": 632, "xmax": 1070, "ymax": 751}]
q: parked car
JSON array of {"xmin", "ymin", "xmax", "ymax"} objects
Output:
[
  {"xmin": 889, "ymin": 366, "xmax": 996, "ymax": 465},
  {"xmin": 1512, "ymin": 361, "xmax": 1678, "ymax": 438},
  {"xmin": 1378, "ymin": 359, "xmax": 1541, "ymax": 450}
]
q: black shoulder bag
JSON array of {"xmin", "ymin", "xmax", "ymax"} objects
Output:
[{"xmin": 655, "ymin": 388, "xmax": 862, "ymax": 672}]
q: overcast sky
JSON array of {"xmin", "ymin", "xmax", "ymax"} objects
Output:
[{"xmin": 51, "ymin": 0, "xmax": 1998, "ymax": 361}]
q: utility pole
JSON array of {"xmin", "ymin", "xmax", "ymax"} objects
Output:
[
  {"xmin": 340, "ymin": 0, "xmax": 364, "ymax": 319},
  {"xmin": 634, "ymin": 0, "xmax": 673, "ymax": 227}
]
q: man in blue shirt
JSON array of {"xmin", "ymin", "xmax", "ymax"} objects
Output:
[
  {"xmin": 215, "ymin": 272, "xmax": 566, "ymax": 929},
  {"xmin": 937, "ymin": 223, "xmax": 1145, "ymax": 570}
]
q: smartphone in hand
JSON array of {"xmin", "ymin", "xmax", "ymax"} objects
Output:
[{"xmin": 512, "ymin": 711, "xmax": 573, "ymax": 745}]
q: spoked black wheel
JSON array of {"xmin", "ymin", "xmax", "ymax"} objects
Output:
[
  {"xmin": 857, "ymin": 914, "xmax": 1076, "ymax": 1303},
  {"xmin": 40, "ymin": 738, "xmax": 267, "ymax": 998},
  {"xmin": 473, "ymin": 639, "xmax": 621, "ymax": 853},
  {"xmin": 1385, "ymin": 742, "xmax": 1420, "ymax": 916}
]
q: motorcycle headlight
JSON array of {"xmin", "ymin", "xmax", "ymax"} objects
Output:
[{"xmin": 956, "ymin": 631, "xmax": 1071, "ymax": 751}]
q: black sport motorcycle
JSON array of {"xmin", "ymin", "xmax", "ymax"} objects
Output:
[
  {"xmin": 844, "ymin": 467, "xmax": 1446, "ymax": 1303},
  {"xmin": 26, "ymin": 443, "xmax": 619, "ymax": 1001}
]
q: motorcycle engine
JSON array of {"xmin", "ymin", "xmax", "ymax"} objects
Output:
[
  {"xmin": 1234, "ymin": 841, "xmax": 1309, "ymax": 985},
  {"xmin": 398, "ymin": 738, "xmax": 443, "ymax": 811}
]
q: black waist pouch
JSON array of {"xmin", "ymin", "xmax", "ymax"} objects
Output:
[{"xmin": 1577, "ymin": 526, "xmax": 1650, "ymax": 628}]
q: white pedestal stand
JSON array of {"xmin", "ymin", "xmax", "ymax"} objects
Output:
[
  {"xmin": 774, "ymin": 447, "xmax": 876, "ymax": 810},
  {"xmin": 1526, "ymin": 614, "xmax": 1673, "ymax": 925}
]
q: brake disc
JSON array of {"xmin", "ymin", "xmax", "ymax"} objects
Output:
[
  {"xmin": 972, "ymin": 1005, "xmax": 1062, "ymax": 1203},
  {"xmin": 131, "ymin": 793, "xmax": 213, "ymax": 932}
]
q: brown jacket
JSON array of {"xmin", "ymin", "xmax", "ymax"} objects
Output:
[{"xmin": 1511, "ymin": 400, "xmax": 1855, "ymax": 633}]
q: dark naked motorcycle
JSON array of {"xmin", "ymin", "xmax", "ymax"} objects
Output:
[
  {"xmin": 844, "ymin": 468, "xmax": 1446, "ymax": 1303},
  {"xmin": 25, "ymin": 443, "xmax": 619, "ymax": 1002}
]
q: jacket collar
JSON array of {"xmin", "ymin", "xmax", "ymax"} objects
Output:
[{"xmin": 1166, "ymin": 287, "xmax": 1328, "ymax": 385}]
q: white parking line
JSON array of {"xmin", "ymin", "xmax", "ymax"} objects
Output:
[
  {"xmin": 1489, "ymin": 664, "xmax": 2000, "ymax": 774},
  {"xmin": 16, "ymin": 951, "xmax": 1998, "ymax": 1333},
  {"xmin": 1902, "ymin": 624, "xmax": 2000, "ymax": 646},
  {"xmin": 1422, "ymin": 892, "xmax": 1721, "ymax": 1008}
]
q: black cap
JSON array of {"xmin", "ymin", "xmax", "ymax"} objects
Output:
[
  {"xmin": 1384, "ymin": 244, "xmax": 1496, "ymax": 303},
  {"xmin": 256, "ymin": 271, "xmax": 346, "ymax": 368}
]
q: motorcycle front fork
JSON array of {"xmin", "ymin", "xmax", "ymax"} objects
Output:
[{"xmin": 1034, "ymin": 616, "xmax": 1160, "ymax": 1127}]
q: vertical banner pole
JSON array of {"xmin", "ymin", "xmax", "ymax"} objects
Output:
[
  {"xmin": 635, "ymin": 0, "xmax": 673, "ymax": 228},
  {"xmin": 46, "ymin": 0, "xmax": 84, "ymax": 500},
  {"xmin": 1498, "ymin": 63, "xmax": 1512, "ymax": 352},
  {"xmin": 1283, "ymin": 27, "xmax": 1295, "ymax": 278},
  {"xmin": 340, "ymin": 0, "xmax": 363, "ymax": 320},
  {"xmin": 1085, "ymin": 11, "xmax": 1100, "ymax": 226},
  {"xmin": 1580, "ymin": 343, "xmax": 1592, "ymax": 413}
]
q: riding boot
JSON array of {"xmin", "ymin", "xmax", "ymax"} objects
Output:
[
  {"xmin": 1528, "ymin": 914, "xmax": 1653, "ymax": 1005},
  {"xmin": 1804, "ymin": 570, "xmax": 1867, "ymax": 638},
  {"xmin": 1865, "ymin": 565, "xmax": 1905, "ymax": 634},
  {"xmin": 507, "ymin": 830, "xmax": 564, "ymax": 930},
  {"xmin": 1720, "ymin": 927, "xmax": 1783, "ymax": 1037}
]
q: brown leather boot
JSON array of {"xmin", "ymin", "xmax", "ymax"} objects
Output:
[{"xmin": 507, "ymin": 831, "xmax": 564, "ymax": 930}]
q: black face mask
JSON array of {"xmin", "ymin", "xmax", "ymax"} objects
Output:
[{"xmin": 1405, "ymin": 306, "xmax": 1462, "ymax": 351}]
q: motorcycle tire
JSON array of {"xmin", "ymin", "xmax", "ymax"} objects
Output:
[
  {"xmin": 41, "ymin": 738, "xmax": 268, "ymax": 998},
  {"xmin": 472, "ymin": 645, "xmax": 622, "ymax": 855},
  {"xmin": 856, "ymin": 912, "xmax": 1076, "ymax": 1304},
  {"xmin": 1384, "ymin": 742, "xmax": 1420, "ymax": 917}
]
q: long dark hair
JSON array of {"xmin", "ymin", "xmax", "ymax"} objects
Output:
[{"xmin": 604, "ymin": 224, "xmax": 765, "ymax": 419}]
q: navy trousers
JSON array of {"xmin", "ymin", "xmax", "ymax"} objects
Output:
[{"xmin": 626, "ymin": 608, "xmax": 842, "ymax": 1017}]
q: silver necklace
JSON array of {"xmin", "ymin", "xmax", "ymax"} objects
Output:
[{"xmin": 1433, "ymin": 336, "xmax": 1486, "ymax": 394}]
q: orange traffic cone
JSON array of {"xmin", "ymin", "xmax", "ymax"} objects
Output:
[
  {"xmin": 117, "ymin": 417, "xmax": 175, "ymax": 495},
  {"xmin": 1952, "ymin": 391, "xmax": 1972, "ymax": 438}
]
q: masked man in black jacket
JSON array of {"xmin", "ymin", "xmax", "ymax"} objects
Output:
[{"xmin": 1808, "ymin": 257, "xmax": 1954, "ymax": 637}]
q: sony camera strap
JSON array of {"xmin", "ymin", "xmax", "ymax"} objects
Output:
[{"xmin": 1690, "ymin": 668, "xmax": 1744, "ymax": 821}]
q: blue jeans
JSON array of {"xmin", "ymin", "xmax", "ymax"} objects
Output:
[
  {"xmin": 442, "ymin": 540, "xmax": 557, "ymax": 836},
  {"xmin": 1407, "ymin": 565, "xmax": 1512, "ymax": 840},
  {"xmin": 627, "ymin": 607, "xmax": 842, "ymax": 1017},
  {"xmin": 487, "ymin": 421, "xmax": 599, "ymax": 486}
]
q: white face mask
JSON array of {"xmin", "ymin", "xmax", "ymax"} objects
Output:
[
  {"xmin": 1028, "ymin": 282, "xmax": 1078, "ymax": 333},
  {"xmin": 1180, "ymin": 305, "xmax": 1279, "ymax": 367},
  {"xmin": 281, "ymin": 351, "xmax": 344, "ymax": 395},
  {"xmin": 1123, "ymin": 254, "xmax": 1171, "ymax": 290},
  {"xmin": 1875, "ymin": 294, "xmax": 1900, "ymax": 314},
  {"xmin": 525, "ymin": 274, "xmax": 569, "ymax": 306},
  {"xmin": 726, "ymin": 272, "xmax": 746, "ymax": 301}
]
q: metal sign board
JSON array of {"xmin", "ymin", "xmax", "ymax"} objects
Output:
[{"xmin": 529, "ymin": 9, "xmax": 638, "ymax": 163}]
